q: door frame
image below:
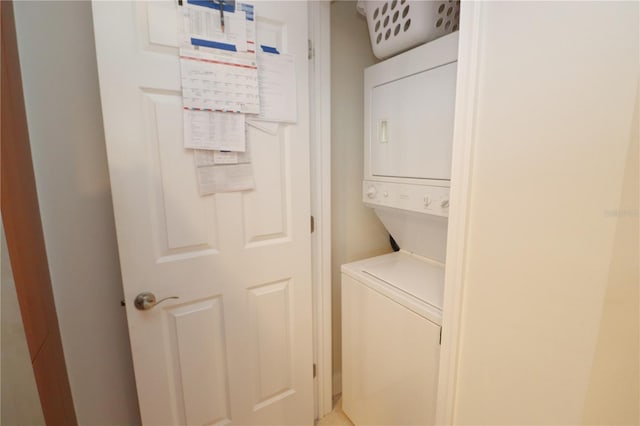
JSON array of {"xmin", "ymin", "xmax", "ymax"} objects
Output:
[
  {"xmin": 434, "ymin": 1, "xmax": 483, "ymax": 423},
  {"xmin": 1, "ymin": 1, "xmax": 78, "ymax": 423},
  {"xmin": 311, "ymin": 2, "xmax": 484, "ymax": 423},
  {"xmin": 309, "ymin": 0, "xmax": 333, "ymax": 420}
]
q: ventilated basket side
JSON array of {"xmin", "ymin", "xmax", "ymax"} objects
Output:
[{"xmin": 362, "ymin": 0, "xmax": 460, "ymax": 59}]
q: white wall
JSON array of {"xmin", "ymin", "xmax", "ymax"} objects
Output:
[
  {"xmin": 451, "ymin": 2, "xmax": 639, "ymax": 424},
  {"xmin": 330, "ymin": 1, "xmax": 392, "ymax": 395},
  {"xmin": 13, "ymin": 2, "xmax": 141, "ymax": 425}
]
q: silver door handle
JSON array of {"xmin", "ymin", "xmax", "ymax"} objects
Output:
[{"xmin": 134, "ymin": 292, "xmax": 179, "ymax": 310}]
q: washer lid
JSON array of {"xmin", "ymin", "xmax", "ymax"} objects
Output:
[{"xmin": 361, "ymin": 251, "xmax": 445, "ymax": 310}]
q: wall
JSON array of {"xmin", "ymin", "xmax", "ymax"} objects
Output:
[
  {"xmin": 580, "ymin": 79, "xmax": 639, "ymax": 425},
  {"xmin": 1, "ymin": 219, "xmax": 45, "ymax": 425},
  {"xmin": 330, "ymin": 1, "xmax": 391, "ymax": 395},
  {"xmin": 452, "ymin": 1, "xmax": 639, "ymax": 424},
  {"xmin": 13, "ymin": 2, "xmax": 140, "ymax": 425}
]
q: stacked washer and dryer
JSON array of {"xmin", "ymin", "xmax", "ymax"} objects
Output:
[{"xmin": 341, "ymin": 32, "xmax": 459, "ymax": 425}]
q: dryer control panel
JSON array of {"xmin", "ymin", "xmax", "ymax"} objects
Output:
[{"xmin": 363, "ymin": 180, "xmax": 450, "ymax": 218}]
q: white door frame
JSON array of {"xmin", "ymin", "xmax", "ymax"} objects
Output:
[
  {"xmin": 309, "ymin": 0, "xmax": 333, "ymax": 420},
  {"xmin": 311, "ymin": 1, "xmax": 484, "ymax": 423},
  {"xmin": 435, "ymin": 2, "xmax": 482, "ymax": 423}
]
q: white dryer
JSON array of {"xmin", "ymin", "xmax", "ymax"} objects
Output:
[{"xmin": 341, "ymin": 32, "xmax": 459, "ymax": 425}]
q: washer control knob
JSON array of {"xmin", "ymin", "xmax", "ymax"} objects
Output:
[
  {"xmin": 366, "ymin": 186, "xmax": 377, "ymax": 199},
  {"xmin": 441, "ymin": 199, "xmax": 450, "ymax": 209},
  {"xmin": 383, "ymin": 191, "xmax": 389, "ymax": 198},
  {"xmin": 424, "ymin": 196, "xmax": 432, "ymax": 207}
]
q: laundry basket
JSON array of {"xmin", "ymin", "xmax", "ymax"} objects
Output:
[{"xmin": 357, "ymin": 0, "xmax": 460, "ymax": 59}]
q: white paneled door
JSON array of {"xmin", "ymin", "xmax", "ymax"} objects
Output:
[{"xmin": 92, "ymin": 2, "xmax": 313, "ymax": 425}]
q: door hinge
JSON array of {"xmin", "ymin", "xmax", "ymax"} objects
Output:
[
  {"xmin": 308, "ymin": 39, "xmax": 314, "ymax": 60},
  {"xmin": 313, "ymin": 363, "xmax": 317, "ymax": 378},
  {"xmin": 439, "ymin": 327, "xmax": 442, "ymax": 345},
  {"xmin": 310, "ymin": 216, "xmax": 315, "ymax": 234}
]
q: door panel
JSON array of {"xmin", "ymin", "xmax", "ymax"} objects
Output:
[
  {"xmin": 248, "ymin": 279, "xmax": 293, "ymax": 407},
  {"xmin": 92, "ymin": 1, "xmax": 312, "ymax": 424},
  {"xmin": 243, "ymin": 128, "xmax": 290, "ymax": 245},
  {"xmin": 166, "ymin": 297, "xmax": 230, "ymax": 426},
  {"xmin": 143, "ymin": 91, "xmax": 219, "ymax": 256}
]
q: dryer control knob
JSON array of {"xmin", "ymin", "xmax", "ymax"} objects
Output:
[
  {"xmin": 424, "ymin": 196, "xmax": 432, "ymax": 207},
  {"xmin": 441, "ymin": 199, "xmax": 450, "ymax": 209},
  {"xmin": 366, "ymin": 186, "xmax": 377, "ymax": 198}
]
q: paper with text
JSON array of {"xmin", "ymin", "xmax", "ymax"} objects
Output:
[
  {"xmin": 181, "ymin": 1, "xmax": 248, "ymax": 52},
  {"xmin": 194, "ymin": 139, "xmax": 251, "ymax": 166},
  {"xmin": 180, "ymin": 48, "xmax": 260, "ymax": 114},
  {"xmin": 184, "ymin": 110, "xmax": 246, "ymax": 151},
  {"xmin": 238, "ymin": 3, "xmax": 256, "ymax": 53},
  {"xmin": 195, "ymin": 150, "xmax": 238, "ymax": 165},
  {"xmin": 256, "ymin": 52, "xmax": 297, "ymax": 123}
]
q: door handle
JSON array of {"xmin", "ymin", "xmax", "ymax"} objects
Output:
[{"xmin": 134, "ymin": 292, "xmax": 179, "ymax": 310}]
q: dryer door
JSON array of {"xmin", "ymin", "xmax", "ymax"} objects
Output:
[{"xmin": 369, "ymin": 62, "xmax": 457, "ymax": 181}]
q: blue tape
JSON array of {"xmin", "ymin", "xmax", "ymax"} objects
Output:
[
  {"xmin": 260, "ymin": 45, "xmax": 280, "ymax": 54},
  {"xmin": 187, "ymin": 0, "xmax": 235, "ymax": 13},
  {"xmin": 191, "ymin": 38, "xmax": 237, "ymax": 52}
]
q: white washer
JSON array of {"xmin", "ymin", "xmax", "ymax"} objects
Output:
[
  {"xmin": 341, "ymin": 250, "xmax": 443, "ymax": 426},
  {"xmin": 341, "ymin": 31, "xmax": 458, "ymax": 426}
]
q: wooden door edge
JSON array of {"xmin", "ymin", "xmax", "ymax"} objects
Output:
[{"xmin": 1, "ymin": 1, "xmax": 78, "ymax": 424}]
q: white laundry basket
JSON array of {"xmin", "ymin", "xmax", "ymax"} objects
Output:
[{"xmin": 357, "ymin": 0, "xmax": 460, "ymax": 59}]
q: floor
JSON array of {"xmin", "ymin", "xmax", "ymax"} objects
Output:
[{"xmin": 316, "ymin": 396, "xmax": 354, "ymax": 426}]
